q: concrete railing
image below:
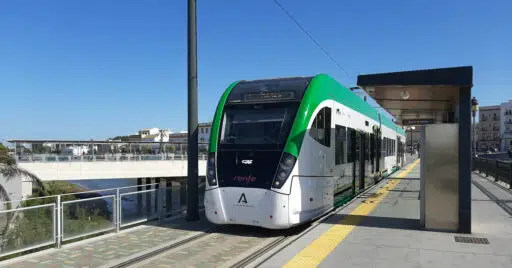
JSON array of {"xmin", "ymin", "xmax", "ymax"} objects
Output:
[{"xmin": 17, "ymin": 159, "xmax": 208, "ymax": 181}]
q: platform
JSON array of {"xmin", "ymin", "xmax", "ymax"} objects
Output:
[{"xmin": 258, "ymin": 160, "xmax": 512, "ymax": 268}]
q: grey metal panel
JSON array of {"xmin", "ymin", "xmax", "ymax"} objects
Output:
[{"xmin": 424, "ymin": 124, "xmax": 459, "ymax": 231}]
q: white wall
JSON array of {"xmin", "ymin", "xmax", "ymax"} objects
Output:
[
  {"xmin": 0, "ymin": 173, "xmax": 33, "ymax": 208},
  {"xmin": 17, "ymin": 160, "xmax": 207, "ymax": 181}
]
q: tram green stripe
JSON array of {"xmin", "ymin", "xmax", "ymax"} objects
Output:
[
  {"xmin": 284, "ymin": 74, "xmax": 404, "ymax": 157},
  {"xmin": 208, "ymin": 74, "xmax": 405, "ymax": 155},
  {"xmin": 208, "ymin": 81, "xmax": 240, "ymax": 153}
]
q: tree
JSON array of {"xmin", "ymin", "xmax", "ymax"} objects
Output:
[
  {"xmin": 0, "ymin": 144, "xmax": 110, "ymax": 259},
  {"xmin": 0, "ymin": 143, "xmax": 46, "ymax": 202}
]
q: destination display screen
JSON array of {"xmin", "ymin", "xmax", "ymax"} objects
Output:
[
  {"xmin": 226, "ymin": 76, "xmax": 312, "ymax": 104},
  {"xmin": 243, "ymin": 91, "xmax": 295, "ymax": 102}
]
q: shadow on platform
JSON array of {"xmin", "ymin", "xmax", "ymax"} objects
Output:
[
  {"xmin": 394, "ymin": 177, "xmax": 420, "ymax": 181},
  {"xmin": 323, "ymin": 214, "xmax": 422, "ymax": 231},
  {"xmin": 135, "ymin": 212, "xmax": 308, "ymax": 239},
  {"xmin": 472, "ymin": 199, "xmax": 512, "ymax": 203},
  {"xmin": 388, "ymin": 189, "xmax": 420, "ymax": 193}
]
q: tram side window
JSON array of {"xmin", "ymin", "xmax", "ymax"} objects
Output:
[
  {"xmin": 310, "ymin": 107, "xmax": 331, "ymax": 147},
  {"xmin": 384, "ymin": 138, "xmax": 387, "ymax": 156},
  {"xmin": 335, "ymin": 125, "xmax": 347, "ymax": 165},
  {"xmin": 347, "ymin": 127, "xmax": 355, "ymax": 162},
  {"xmin": 364, "ymin": 133, "xmax": 370, "ymax": 160},
  {"xmin": 370, "ymin": 133, "xmax": 375, "ymax": 161},
  {"xmin": 382, "ymin": 137, "xmax": 386, "ymax": 157}
]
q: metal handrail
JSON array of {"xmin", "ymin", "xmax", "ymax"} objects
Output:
[
  {"xmin": 0, "ymin": 180, "xmax": 206, "ymax": 258},
  {"xmin": 473, "ymin": 156, "xmax": 512, "ymax": 189}
]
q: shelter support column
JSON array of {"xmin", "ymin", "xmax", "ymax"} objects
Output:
[{"xmin": 458, "ymin": 87, "xmax": 472, "ymax": 233}]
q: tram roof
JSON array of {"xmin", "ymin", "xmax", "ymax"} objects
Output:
[{"xmin": 356, "ymin": 66, "xmax": 473, "ymax": 126}]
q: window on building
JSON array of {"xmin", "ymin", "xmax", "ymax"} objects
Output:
[{"xmin": 310, "ymin": 107, "xmax": 331, "ymax": 147}]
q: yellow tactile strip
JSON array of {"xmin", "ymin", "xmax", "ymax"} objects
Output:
[{"xmin": 283, "ymin": 159, "xmax": 421, "ymax": 268}]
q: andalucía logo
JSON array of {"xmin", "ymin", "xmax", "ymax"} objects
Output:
[
  {"xmin": 234, "ymin": 193, "xmax": 253, "ymax": 208},
  {"xmin": 238, "ymin": 193, "xmax": 247, "ymax": 203}
]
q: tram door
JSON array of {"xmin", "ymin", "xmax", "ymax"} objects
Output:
[
  {"xmin": 350, "ymin": 129, "xmax": 359, "ymax": 196},
  {"xmin": 370, "ymin": 132, "xmax": 376, "ymax": 175},
  {"xmin": 375, "ymin": 132, "xmax": 380, "ymax": 174},
  {"xmin": 396, "ymin": 136, "xmax": 402, "ymax": 167},
  {"xmin": 358, "ymin": 132, "xmax": 366, "ymax": 191}
]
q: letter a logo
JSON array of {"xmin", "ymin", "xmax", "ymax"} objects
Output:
[{"xmin": 238, "ymin": 193, "xmax": 247, "ymax": 204}]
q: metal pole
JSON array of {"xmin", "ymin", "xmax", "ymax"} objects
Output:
[
  {"xmin": 472, "ymin": 114, "xmax": 475, "ymax": 155},
  {"xmin": 471, "ymin": 97, "xmax": 479, "ymax": 156},
  {"xmin": 56, "ymin": 195, "xmax": 61, "ymax": 248},
  {"xmin": 186, "ymin": 0, "xmax": 199, "ymax": 221}
]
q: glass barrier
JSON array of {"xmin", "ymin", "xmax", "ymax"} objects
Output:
[
  {"xmin": 61, "ymin": 196, "xmax": 115, "ymax": 241},
  {"xmin": 120, "ymin": 189, "xmax": 158, "ymax": 227},
  {"xmin": 0, "ymin": 204, "xmax": 55, "ymax": 257}
]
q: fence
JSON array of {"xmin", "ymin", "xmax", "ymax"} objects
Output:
[
  {"xmin": 0, "ymin": 178, "xmax": 205, "ymax": 258},
  {"xmin": 473, "ymin": 157, "xmax": 512, "ymax": 189},
  {"xmin": 14, "ymin": 153, "xmax": 208, "ymax": 163}
]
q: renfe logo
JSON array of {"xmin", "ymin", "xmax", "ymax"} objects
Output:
[
  {"xmin": 241, "ymin": 159, "xmax": 253, "ymax": 165},
  {"xmin": 238, "ymin": 193, "xmax": 247, "ymax": 204},
  {"xmin": 233, "ymin": 176, "xmax": 256, "ymax": 183}
]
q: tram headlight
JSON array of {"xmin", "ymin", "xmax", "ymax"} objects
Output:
[
  {"xmin": 272, "ymin": 152, "xmax": 296, "ymax": 189},
  {"xmin": 207, "ymin": 152, "xmax": 217, "ymax": 186}
]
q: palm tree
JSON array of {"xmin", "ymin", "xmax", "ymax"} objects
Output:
[
  {"xmin": 0, "ymin": 143, "xmax": 48, "ymax": 251},
  {"xmin": 0, "ymin": 143, "xmax": 46, "ymax": 204}
]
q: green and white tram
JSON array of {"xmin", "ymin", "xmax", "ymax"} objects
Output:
[{"xmin": 204, "ymin": 74, "xmax": 406, "ymax": 229}]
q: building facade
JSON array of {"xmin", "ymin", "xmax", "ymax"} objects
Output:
[
  {"xmin": 139, "ymin": 129, "xmax": 171, "ymax": 142},
  {"xmin": 500, "ymin": 100, "xmax": 512, "ymax": 151},
  {"xmin": 477, "ymin": 105, "xmax": 501, "ymax": 151},
  {"xmin": 138, "ymin": 128, "xmax": 160, "ymax": 138},
  {"xmin": 198, "ymin": 122, "xmax": 212, "ymax": 143}
]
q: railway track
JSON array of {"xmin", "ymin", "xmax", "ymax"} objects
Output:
[
  {"xmin": 113, "ymin": 206, "xmax": 353, "ymax": 267},
  {"xmin": 111, "ymin": 174, "xmax": 389, "ymax": 268}
]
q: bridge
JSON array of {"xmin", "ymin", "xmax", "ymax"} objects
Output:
[
  {"xmin": 7, "ymin": 139, "xmax": 209, "ymax": 181},
  {"xmin": 13, "ymin": 154, "xmax": 207, "ymax": 181}
]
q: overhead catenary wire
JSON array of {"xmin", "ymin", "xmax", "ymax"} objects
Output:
[{"xmin": 271, "ymin": 0, "xmax": 352, "ymax": 82}]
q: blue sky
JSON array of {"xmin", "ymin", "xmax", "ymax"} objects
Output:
[{"xmin": 1, "ymin": 0, "xmax": 510, "ymax": 141}]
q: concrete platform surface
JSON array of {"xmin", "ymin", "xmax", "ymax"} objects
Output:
[{"xmin": 259, "ymin": 160, "xmax": 512, "ymax": 268}]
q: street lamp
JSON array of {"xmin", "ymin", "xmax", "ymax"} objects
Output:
[{"xmin": 471, "ymin": 97, "xmax": 479, "ymax": 156}]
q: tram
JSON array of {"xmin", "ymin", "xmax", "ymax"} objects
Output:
[{"xmin": 204, "ymin": 74, "xmax": 406, "ymax": 229}]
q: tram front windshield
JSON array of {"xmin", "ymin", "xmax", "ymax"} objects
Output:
[{"xmin": 220, "ymin": 104, "xmax": 298, "ymax": 147}]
